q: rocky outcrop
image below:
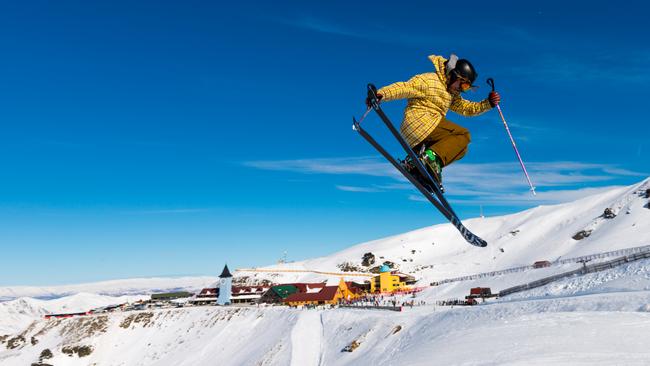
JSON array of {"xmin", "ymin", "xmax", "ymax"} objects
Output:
[
  {"xmin": 573, "ymin": 230, "xmax": 592, "ymax": 240},
  {"xmin": 6, "ymin": 335, "xmax": 26, "ymax": 349},
  {"xmin": 361, "ymin": 252, "xmax": 375, "ymax": 267},
  {"xmin": 337, "ymin": 261, "xmax": 364, "ymax": 272},
  {"xmin": 120, "ymin": 312, "xmax": 154, "ymax": 329},
  {"xmin": 39, "ymin": 348, "xmax": 53, "ymax": 360},
  {"xmin": 602, "ymin": 208, "xmax": 616, "ymax": 219},
  {"xmin": 62, "ymin": 344, "xmax": 93, "ymax": 358}
]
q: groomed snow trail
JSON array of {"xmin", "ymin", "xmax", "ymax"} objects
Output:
[{"xmin": 290, "ymin": 310, "xmax": 323, "ymax": 366}]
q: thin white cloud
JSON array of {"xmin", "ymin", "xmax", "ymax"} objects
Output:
[
  {"xmin": 374, "ymin": 183, "xmax": 415, "ymax": 191},
  {"xmin": 123, "ymin": 208, "xmax": 209, "ymax": 215},
  {"xmin": 243, "ymin": 156, "xmax": 401, "ymax": 179},
  {"xmin": 263, "ymin": 14, "xmax": 531, "ymax": 49},
  {"xmin": 335, "ymin": 185, "xmax": 383, "ymax": 193},
  {"xmin": 280, "ymin": 16, "xmax": 364, "ymax": 39},
  {"xmin": 444, "ymin": 161, "xmax": 647, "ymax": 190},
  {"xmin": 510, "ymin": 52, "xmax": 650, "ymax": 83},
  {"xmin": 449, "ymin": 186, "xmax": 622, "ymax": 206},
  {"xmin": 244, "ymin": 156, "xmax": 648, "ymax": 205},
  {"xmin": 408, "ymin": 194, "xmax": 428, "ymax": 203},
  {"xmin": 601, "ymin": 167, "xmax": 648, "ymax": 177}
]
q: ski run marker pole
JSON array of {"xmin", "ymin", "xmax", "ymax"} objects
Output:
[{"xmin": 487, "ymin": 78, "xmax": 537, "ymax": 196}]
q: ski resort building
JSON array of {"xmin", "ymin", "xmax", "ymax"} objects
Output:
[
  {"xmin": 258, "ymin": 283, "xmax": 327, "ymax": 304},
  {"xmin": 230, "ymin": 286, "xmax": 271, "ymax": 304},
  {"xmin": 190, "ymin": 287, "xmax": 219, "ymax": 305},
  {"xmin": 44, "ymin": 311, "xmax": 91, "ymax": 319},
  {"xmin": 533, "ymin": 260, "xmax": 552, "ymax": 268},
  {"xmin": 150, "ymin": 292, "xmax": 193, "ymax": 301},
  {"xmin": 283, "ymin": 279, "xmax": 359, "ymax": 306},
  {"xmin": 369, "ymin": 265, "xmax": 416, "ymax": 293},
  {"xmin": 189, "ymin": 285, "xmax": 270, "ymax": 305}
]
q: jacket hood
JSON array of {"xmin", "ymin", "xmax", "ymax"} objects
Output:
[{"xmin": 428, "ymin": 54, "xmax": 449, "ymax": 85}]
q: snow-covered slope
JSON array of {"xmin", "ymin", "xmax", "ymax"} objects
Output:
[
  {"xmin": 240, "ymin": 178, "xmax": 650, "ymax": 285},
  {"xmin": 2, "ymin": 260, "xmax": 650, "ymax": 366},
  {"xmin": 1, "ymin": 178, "xmax": 649, "ymax": 365},
  {"xmin": 0, "ymin": 293, "xmax": 147, "ymax": 334}
]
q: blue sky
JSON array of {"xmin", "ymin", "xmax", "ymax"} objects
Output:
[{"xmin": 0, "ymin": 1, "xmax": 647, "ymax": 285}]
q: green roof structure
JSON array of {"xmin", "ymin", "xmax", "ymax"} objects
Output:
[
  {"xmin": 151, "ymin": 291, "xmax": 193, "ymax": 300},
  {"xmin": 271, "ymin": 285, "xmax": 299, "ymax": 299}
]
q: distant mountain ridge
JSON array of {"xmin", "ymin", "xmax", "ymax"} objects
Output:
[{"xmin": 0, "ymin": 276, "xmax": 217, "ymax": 302}]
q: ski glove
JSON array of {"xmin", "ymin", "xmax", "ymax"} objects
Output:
[
  {"xmin": 488, "ymin": 91, "xmax": 501, "ymax": 107},
  {"xmin": 366, "ymin": 84, "xmax": 383, "ymax": 108}
]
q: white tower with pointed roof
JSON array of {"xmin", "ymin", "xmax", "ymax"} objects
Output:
[{"xmin": 217, "ymin": 264, "xmax": 232, "ymax": 305}]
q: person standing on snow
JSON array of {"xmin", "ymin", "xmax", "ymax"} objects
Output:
[{"xmin": 366, "ymin": 54, "xmax": 501, "ymax": 184}]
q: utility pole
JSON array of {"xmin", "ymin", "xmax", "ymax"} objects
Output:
[{"xmin": 278, "ymin": 251, "xmax": 288, "ymax": 264}]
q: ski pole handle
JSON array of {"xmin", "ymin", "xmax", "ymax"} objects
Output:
[
  {"xmin": 487, "ymin": 78, "xmax": 495, "ymax": 92},
  {"xmin": 367, "ymin": 83, "xmax": 381, "ymax": 110},
  {"xmin": 353, "ymin": 84, "xmax": 377, "ymax": 129}
]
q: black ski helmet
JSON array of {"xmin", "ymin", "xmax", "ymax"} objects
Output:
[{"xmin": 452, "ymin": 59, "xmax": 478, "ymax": 85}]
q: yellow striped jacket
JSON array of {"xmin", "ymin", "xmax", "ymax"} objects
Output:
[{"xmin": 377, "ymin": 54, "xmax": 492, "ymax": 147}]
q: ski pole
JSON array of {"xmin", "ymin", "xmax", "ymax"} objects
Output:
[
  {"xmin": 487, "ymin": 78, "xmax": 537, "ymax": 196},
  {"xmin": 353, "ymin": 107, "xmax": 372, "ymax": 129},
  {"xmin": 352, "ymin": 84, "xmax": 379, "ymax": 130}
]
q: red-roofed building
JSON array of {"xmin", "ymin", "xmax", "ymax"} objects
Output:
[
  {"xmin": 283, "ymin": 279, "xmax": 359, "ymax": 306},
  {"xmin": 191, "ymin": 285, "xmax": 272, "ymax": 305},
  {"xmin": 190, "ymin": 287, "xmax": 219, "ymax": 305},
  {"xmin": 257, "ymin": 282, "xmax": 328, "ymax": 304},
  {"xmin": 198, "ymin": 288, "xmax": 219, "ymax": 297},
  {"xmin": 231, "ymin": 285, "xmax": 271, "ymax": 304},
  {"xmin": 345, "ymin": 281, "xmax": 369, "ymax": 295},
  {"xmin": 291, "ymin": 282, "xmax": 327, "ymax": 293}
]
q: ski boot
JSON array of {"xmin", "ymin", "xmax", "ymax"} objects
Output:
[
  {"xmin": 422, "ymin": 149, "xmax": 443, "ymax": 187},
  {"xmin": 401, "ymin": 148, "xmax": 444, "ymax": 193}
]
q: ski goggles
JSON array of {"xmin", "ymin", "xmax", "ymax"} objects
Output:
[
  {"xmin": 459, "ymin": 77, "xmax": 478, "ymax": 92},
  {"xmin": 453, "ymin": 72, "xmax": 476, "ymax": 92},
  {"xmin": 459, "ymin": 79, "xmax": 473, "ymax": 92}
]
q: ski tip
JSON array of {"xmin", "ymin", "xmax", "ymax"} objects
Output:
[
  {"xmin": 473, "ymin": 239, "xmax": 488, "ymax": 248},
  {"xmin": 352, "ymin": 117, "xmax": 360, "ymax": 131},
  {"xmin": 466, "ymin": 234, "xmax": 488, "ymax": 247}
]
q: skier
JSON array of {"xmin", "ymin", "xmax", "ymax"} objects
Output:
[{"xmin": 365, "ymin": 54, "xmax": 501, "ymax": 184}]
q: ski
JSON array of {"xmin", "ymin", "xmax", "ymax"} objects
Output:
[
  {"xmin": 367, "ymin": 85, "xmax": 456, "ymax": 216},
  {"xmin": 353, "ymin": 85, "xmax": 487, "ymax": 247}
]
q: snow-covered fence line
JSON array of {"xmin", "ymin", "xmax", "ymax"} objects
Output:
[
  {"xmin": 554, "ymin": 244, "xmax": 650, "ymax": 265},
  {"xmin": 433, "ymin": 244, "xmax": 650, "ymax": 286},
  {"xmin": 435, "ymin": 299, "xmax": 468, "ymax": 306},
  {"xmin": 582, "ymin": 250, "xmax": 650, "ymax": 274},
  {"xmin": 498, "ymin": 250, "xmax": 650, "ymax": 297}
]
